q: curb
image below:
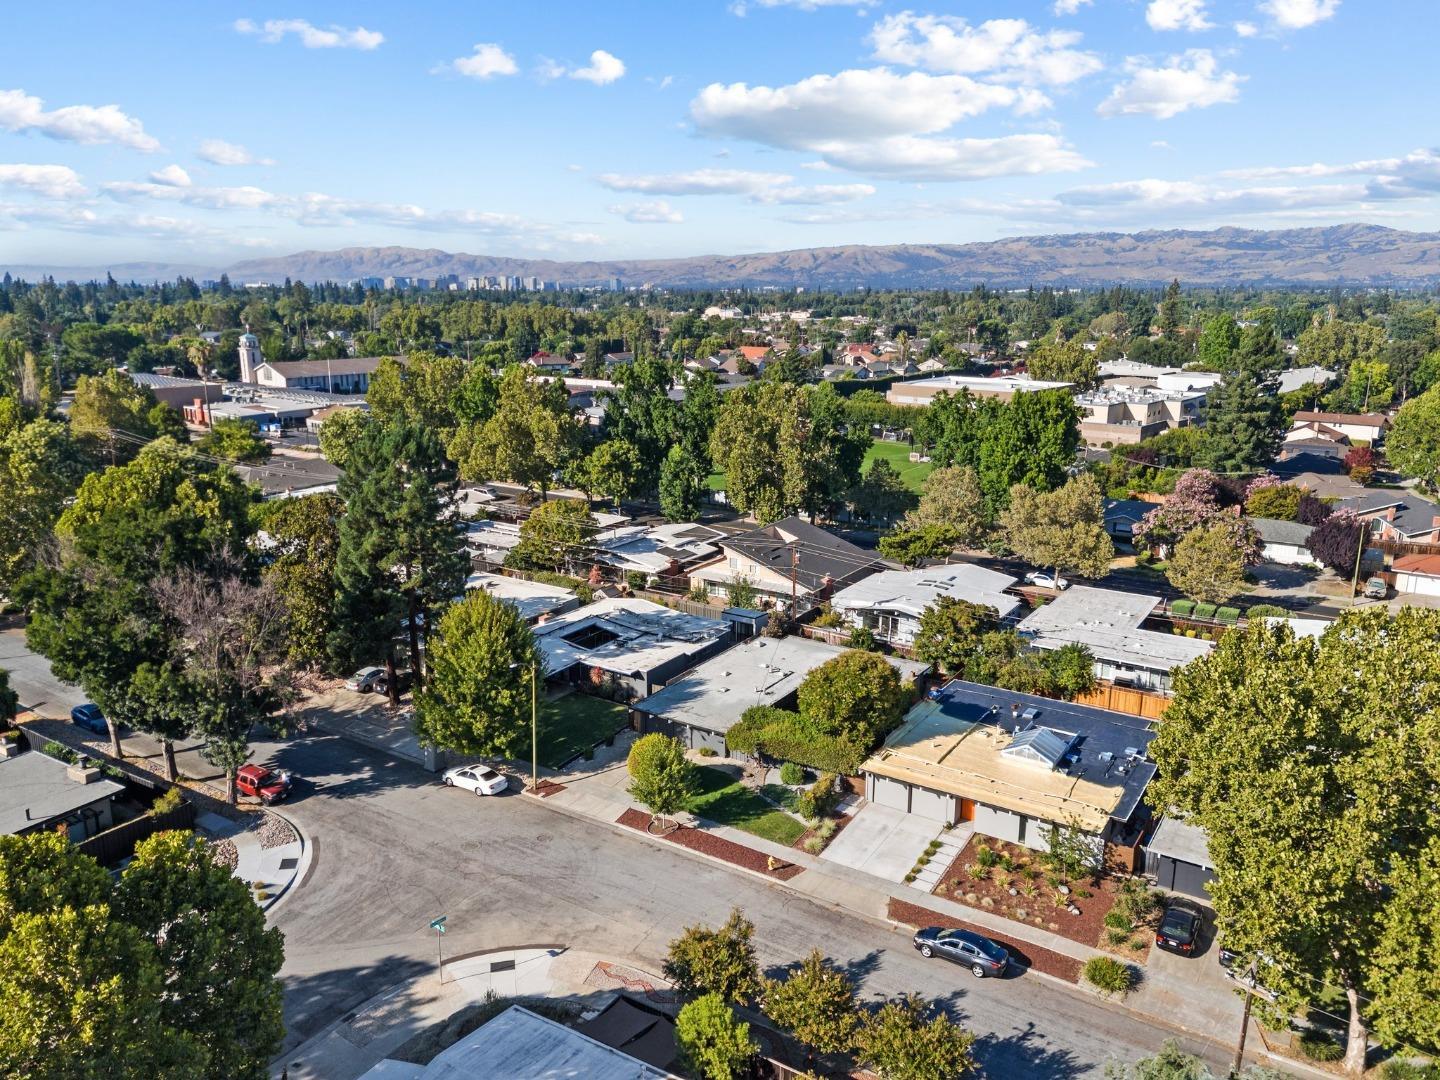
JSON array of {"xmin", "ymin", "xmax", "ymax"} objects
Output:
[{"xmin": 258, "ymin": 806, "xmax": 311, "ymax": 916}]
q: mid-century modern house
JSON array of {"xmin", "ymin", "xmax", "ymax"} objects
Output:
[
  {"xmin": 0, "ymin": 751, "xmax": 125, "ymax": 840},
  {"xmin": 687, "ymin": 517, "xmax": 888, "ymax": 609},
  {"xmin": 828, "ymin": 564, "xmax": 1020, "ymax": 647},
  {"xmin": 861, "ymin": 680, "xmax": 1157, "ymax": 865},
  {"xmin": 463, "ymin": 571, "xmax": 580, "ymax": 624}
]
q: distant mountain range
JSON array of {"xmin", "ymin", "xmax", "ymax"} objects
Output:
[{"xmin": 10, "ymin": 224, "xmax": 1440, "ymax": 288}]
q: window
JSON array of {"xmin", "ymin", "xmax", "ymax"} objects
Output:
[{"xmin": 1017, "ymin": 815, "xmax": 1027, "ymax": 844}]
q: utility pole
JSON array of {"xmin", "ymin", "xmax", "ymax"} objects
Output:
[
  {"xmin": 1349, "ymin": 520, "xmax": 1369, "ymax": 605},
  {"xmin": 789, "ymin": 544, "xmax": 799, "ymax": 618},
  {"xmin": 1230, "ymin": 966, "xmax": 1258, "ymax": 1077},
  {"xmin": 530, "ymin": 660, "xmax": 538, "ymax": 793}
]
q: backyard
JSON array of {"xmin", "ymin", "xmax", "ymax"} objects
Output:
[
  {"xmin": 685, "ymin": 765, "xmax": 808, "ymax": 846},
  {"xmin": 863, "ymin": 439, "xmax": 933, "ymax": 493},
  {"xmin": 537, "ymin": 693, "xmax": 629, "ymax": 769}
]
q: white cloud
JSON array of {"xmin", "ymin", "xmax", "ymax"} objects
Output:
[
  {"xmin": 820, "ymin": 133, "xmax": 1090, "ymax": 181},
  {"xmin": 731, "ymin": 0, "xmax": 866, "ymax": 13},
  {"xmin": 233, "ymin": 18, "xmax": 384, "ymax": 50},
  {"xmin": 1056, "ymin": 178, "xmax": 1368, "ymax": 214},
  {"xmin": 447, "ymin": 43, "xmax": 518, "ymax": 80},
  {"xmin": 148, "ymin": 164, "xmax": 191, "ymax": 187},
  {"xmin": 869, "ymin": 13, "xmax": 1102, "ymax": 86},
  {"xmin": 1221, "ymin": 148, "xmax": 1440, "ymax": 198},
  {"xmin": 1259, "ymin": 0, "xmax": 1340, "ymax": 30},
  {"xmin": 0, "ymin": 164, "xmax": 86, "ymax": 198},
  {"xmin": 197, "ymin": 138, "xmax": 274, "ymax": 166},
  {"xmin": 542, "ymin": 50, "xmax": 625, "ymax": 85},
  {"xmin": 1098, "ymin": 50, "xmax": 1245, "ymax": 119},
  {"xmin": 1053, "ymin": 0, "xmax": 1093, "ymax": 12},
  {"xmin": 0, "ymin": 89, "xmax": 159, "ymax": 151},
  {"xmin": 1151, "ymin": 139, "xmax": 1173, "ymax": 148},
  {"xmin": 1146, "ymin": 0, "xmax": 1213, "ymax": 32},
  {"xmin": 609, "ymin": 200, "xmax": 684, "ymax": 224},
  {"xmin": 595, "ymin": 168, "xmax": 876, "ymax": 204},
  {"xmin": 1234, "ymin": 20, "xmax": 1259, "ymax": 35}
]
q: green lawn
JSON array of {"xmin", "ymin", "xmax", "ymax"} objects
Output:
[
  {"xmin": 706, "ymin": 470, "xmax": 727, "ymax": 492},
  {"xmin": 686, "ymin": 766, "xmax": 808, "ymax": 846},
  {"xmin": 536, "ymin": 694, "xmax": 629, "ymax": 769},
  {"xmin": 864, "ymin": 439, "xmax": 933, "ymax": 493}
]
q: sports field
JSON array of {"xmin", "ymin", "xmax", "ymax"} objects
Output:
[{"xmin": 864, "ymin": 439, "xmax": 933, "ymax": 493}]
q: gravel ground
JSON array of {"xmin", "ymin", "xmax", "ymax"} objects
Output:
[
  {"xmin": 210, "ymin": 838, "xmax": 239, "ymax": 869},
  {"xmin": 253, "ymin": 812, "xmax": 298, "ymax": 849}
]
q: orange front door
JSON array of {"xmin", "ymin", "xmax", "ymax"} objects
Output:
[{"xmin": 958, "ymin": 798, "xmax": 975, "ymax": 823}]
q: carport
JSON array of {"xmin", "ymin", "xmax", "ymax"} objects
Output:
[{"xmin": 1146, "ymin": 816, "xmax": 1215, "ymax": 899}]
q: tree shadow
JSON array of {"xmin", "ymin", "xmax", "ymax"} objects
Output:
[
  {"xmin": 973, "ymin": 1019, "xmax": 1089, "ymax": 1080},
  {"xmin": 264, "ymin": 732, "xmax": 436, "ymax": 802},
  {"xmin": 761, "ymin": 947, "xmax": 886, "ymax": 987},
  {"xmin": 278, "ymin": 952, "xmax": 433, "ymax": 1060}
]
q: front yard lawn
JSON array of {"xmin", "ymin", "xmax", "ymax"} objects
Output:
[
  {"xmin": 686, "ymin": 766, "xmax": 808, "ymax": 847},
  {"xmin": 537, "ymin": 694, "xmax": 629, "ymax": 769}
]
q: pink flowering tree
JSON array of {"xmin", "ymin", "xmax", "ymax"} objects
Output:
[{"xmin": 1132, "ymin": 468, "xmax": 1226, "ymax": 554}]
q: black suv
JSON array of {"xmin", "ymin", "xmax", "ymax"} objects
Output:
[{"xmin": 1155, "ymin": 899, "xmax": 1203, "ymax": 956}]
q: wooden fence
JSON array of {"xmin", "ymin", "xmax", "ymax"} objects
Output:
[
  {"xmin": 1073, "ymin": 683, "xmax": 1170, "ymax": 720},
  {"xmin": 77, "ymin": 800, "xmax": 197, "ymax": 867}
]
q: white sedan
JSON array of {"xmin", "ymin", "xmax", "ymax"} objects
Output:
[
  {"xmin": 1024, "ymin": 570, "xmax": 1070, "ymax": 591},
  {"xmin": 443, "ymin": 764, "xmax": 510, "ymax": 796}
]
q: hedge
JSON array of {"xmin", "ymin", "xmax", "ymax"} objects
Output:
[
  {"xmin": 1215, "ymin": 606, "xmax": 1240, "ymax": 625},
  {"xmin": 1170, "ymin": 599, "xmax": 1195, "ymax": 617},
  {"xmin": 1245, "ymin": 604, "xmax": 1287, "ymax": 618},
  {"xmin": 1193, "ymin": 602, "xmax": 1217, "ymax": 620},
  {"xmin": 529, "ymin": 571, "xmax": 594, "ymax": 604},
  {"xmin": 727, "ymin": 706, "xmax": 864, "ymax": 775}
]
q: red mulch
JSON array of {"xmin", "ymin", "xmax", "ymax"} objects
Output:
[
  {"xmin": 887, "ymin": 898, "xmax": 1082, "ymax": 984},
  {"xmin": 931, "ymin": 835, "xmax": 1152, "ymax": 961},
  {"xmin": 795, "ymin": 810, "xmax": 853, "ymax": 853},
  {"xmin": 530, "ymin": 779, "xmax": 567, "ymax": 798},
  {"xmin": 618, "ymin": 809, "xmax": 805, "ymax": 881}
]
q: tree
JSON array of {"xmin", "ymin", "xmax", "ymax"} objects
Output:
[
  {"xmin": 506, "ymin": 498, "xmax": 594, "ymax": 574},
  {"xmin": 260, "ymin": 493, "xmax": 344, "ymax": 668},
  {"xmin": 1305, "ymin": 507, "xmax": 1367, "ymax": 574},
  {"xmin": 1166, "ymin": 519, "xmax": 1260, "ymax": 604},
  {"xmin": 195, "ymin": 418, "xmax": 270, "ymax": 463},
  {"xmin": 450, "ymin": 365, "xmax": 578, "ymax": 493},
  {"xmin": 1104, "ymin": 1038, "xmax": 1288, "ymax": 1079},
  {"xmin": 317, "ymin": 407, "xmax": 373, "ymax": 468},
  {"xmin": 1132, "ymin": 468, "xmax": 1227, "ymax": 552},
  {"xmin": 626, "ymin": 733, "xmax": 697, "ymax": 824},
  {"xmin": 763, "ymin": 950, "xmax": 861, "ymax": 1058},
  {"xmin": 146, "ymin": 402, "xmax": 189, "ymax": 443},
  {"xmin": 330, "ymin": 422, "xmax": 468, "ymax": 701},
  {"xmin": 849, "ymin": 458, "xmax": 913, "ymax": 525},
  {"xmin": 675, "ymin": 993, "xmax": 756, "ymax": 1080},
  {"xmin": 1043, "ymin": 642, "xmax": 1098, "ymax": 697},
  {"xmin": 1197, "ymin": 370, "xmax": 1283, "ymax": 472},
  {"xmin": 0, "ymin": 417, "xmax": 86, "ymax": 593},
  {"xmin": 569, "ymin": 439, "xmax": 641, "ymax": 504},
  {"xmin": 900, "ymin": 465, "xmax": 988, "ymax": 548},
  {"xmin": 0, "ymin": 669, "xmax": 15, "ymax": 726},
  {"xmin": 1342, "ymin": 445, "xmax": 1377, "ymax": 484},
  {"xmin": 878, "ymin": 524, "xmax": 962, "ymax": 568},
  {"xmin": 976, "ymin": 389, "xmax": 1080, "ymax": 512},
  {"xmin": 1243, "ymin": 479, "xmax": 1302, "ymax": 520},
  {"xmin": 605, "ymin": 357, "xmax": 679, "ymax": 493},
  {"xmin": 1149, "ymin": 610, "xmax": 1440, "ymax": 1075},
  {"xmin": 113, "ymin": 831, "xmax": 284, "ymax": 1078},
  {"xmin": 1027, "ymin": 335, "xmax": 1099, "ymax": 389},
  {"xmin": 663, "ymin": 908, "xmax": 763, "ymax": 1005},
  {"xmin": 415, "ymin": 590, "xmax": 542, "ymax": 758},
  {"xmin": 1386, "ymin": 385, "xmax": 1440, "ymax": 489},
  {"xmin": 1196, "ymin": 313, "xmax": 1241, "ymax": 370},
  {"xmin": 912, "ymin": 597, "xmax": 998, "ymax": 674},
  {"xmin": 68, "ymin": 369, "xmax": 158, "ymax": 463},
  {"xmin": 999, "ymin": 473, "xmax": 1114, "ymax": 583},
  {"xmin": 856, "ymin": 994, "xmax": 976, "ymax": 1080},
  {"xmin": 0, "ymin": 832, "xmax": 109, "ymax": 937},
  {"xmin": 659, "ymin": 445, "xmax": 706, "ymax": 522},
  {"xmin": 796, "ymin": 650, "xmax": 909, "ymax": 748}
]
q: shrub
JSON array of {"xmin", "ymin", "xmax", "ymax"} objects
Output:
[
  {"xmin": 1103, "ymin": 911, "xmax": 1133, "ymax": 932},
  {"xmin": 815, "ymin": 819, "xmax": 838, "ymax": 841},
  {"xmin": 726, "ymin": 706, "xmax": 864, "ymax": 775},
  {"xmin": 625, "ymin": 570, "xmax": 649, "ymax": 592},
  {"xmin": 975, "ymin": 844, "xmax": 1000, "ymax": 868},
  {"xmin": 1185, "ymin": 629, "xmax": 1198, "ymax": 638},
  {"xmin": 803, "ymin": 836, "xmax": 824, "ymax": 855},
  {"xmin": 1194, "ymin": 602, "xmax": 1217, "ymax": 620},
  {"xmin": 697, "ymin": 746, "xmax": 718, "ymax": 757},
  {"xmin": 686, "ymin": 583, "xmax": 709, "ymax": 603},
  {"xmin": 1381, "ymin": 1063, "xmax": 1440, "ymax": 1079},
  {"xmin": 1000, "ymin": 855, "xmax": 1018, "ymax": 872},
  {"xmin": 994, "ymin": 872, "xmax": 1012, "ymax": 890},
  {"xmin": 811, "ymin": 605, "xmax": 844, "ymax": 629},
  {"xmin": 779, "ymin": 761, "xmax": 805, "ymax": 786},
  {"xmin": 795, "ymin": 773, "xmax": 842, "ymax": 821},
  {"xmin": 1297, "ymin": 1032, "xmax": 1344, "ymax": 1063},
  {"xmin": 151, "ymin": 787, "xmax": 186, "ymax": 815},
  {"xmin": 1082, "ymin": 956, "xmax": 1136, "ymax": 996},
  {"xmin": 1073, "ymin": 887, "xmax": 1092, "ymax": 899},
  {"xmin": 964, "ymin": 863, "xmax": 987, "ymax": 880},
  {"xmin": 1106, "ymin": 928, "xmax": 1131, "ymax": 946},
  {"xmin": 1245, "ymin": 603, "xmax": 1287, "ymax": 618},
  {"xmin": 41, "ymin": 740, "xmax": 77, "ymax": 763},
  {"xmin": 1215, "ymin": 606, "xmax": 1240, "ymax": 625},
  {"xmin": 1170, "ymin": 599, "xmax": 1195, "ymax": 617}
]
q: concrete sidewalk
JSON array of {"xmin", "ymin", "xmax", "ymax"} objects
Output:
[{"xmin": 197, "ymin": 810, "xmax": 309, "ymax": 914}]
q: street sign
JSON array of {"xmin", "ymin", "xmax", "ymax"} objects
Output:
[{"xmin": 429, "ymin": 916, "xmax": 447, "ymax": 934}]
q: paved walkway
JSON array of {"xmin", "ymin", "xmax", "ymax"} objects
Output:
[{"xmin": 197, "ymin": 811, "xmax": 308, "ymax": 913}]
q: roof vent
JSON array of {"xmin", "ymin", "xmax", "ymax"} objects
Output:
[{"xmin": 1021, "ymin": 706, "xmax": 1040, "ymax": 722}]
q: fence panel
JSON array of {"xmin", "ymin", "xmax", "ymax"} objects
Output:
[
  {"xmin": 1072, "ymin": 683, "xmax": 1170, "ymax": 720},
  {"xmin": 77, "ymin": 801, "xmax": 197, "ymax": 866}
]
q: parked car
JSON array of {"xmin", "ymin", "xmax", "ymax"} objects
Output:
[
  {"xmin": 70, "ymin": 703, "xmax": 108, "ymax": 736},
  {"xmin": 443, "ymin": 764, "xmax": 510, "ymax": 796},
  {"xmin": 1155, "ymin": 899, "xmax": 1203, "ymax": 956},
  {"xmin": 1363, "ymin": 575, "xmax": 1388, "ymax": 600},
  {"xmin": 235, "ymin": 763, "xmax": 293, "ymax": 805},
  {"xmin": 913, "ymin": 927, "xmax": 1010, "ymax": 978},
  {"xmin": 345, "ymin": 666, "xmax": 387, "ymax": 693},
  {"xmin": 1024, "ymin": 570, "xmax": 1070, "ymax": 591}
]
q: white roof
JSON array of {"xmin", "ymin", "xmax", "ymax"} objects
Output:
[
  {"xmin": 592, "ymin": 522, "xmax": 723, "ymax": 574},
  {"xmin": 365, "ymin": 1005, "xmax": 672, "ymax": 1080},
  {"xmin": 1260, "ymin": 616, "xmax": 1330, "ymax": 640},
  {"xmin": 1017, "ymin": 585, "xmax": 1212, "ymax": 672},
  {"xmin": 1149, "ymin": 815, "xmax": 1213, "ymax": 870},
  {"xmin": 896, "ymin": 374, "xmax": 1073, "ymax": 394},
  {"xmin": 1277, "ymin": 365, "xmax": 1336, "ymax": 394},
  {"xmin": 0, "ymin": 752, "xmax": 124, "ymax": 835},
  {"xmin": 464, "ymin": 572, "xmax": 578, "ymax": 623},
  {"xmin": 532, "ymin": 597, "xmax": 729, "ymax": 678},
  {"xmin": 633, "ymin": 635, "xmax": 929, "ymax": 734},
  {"xmin": 830, "ymin": 563, "xmax": 1020, "ymax": 622},
  {"xmin": 465, "ymin": 519, "xmax": 521, "ymax": 556}
]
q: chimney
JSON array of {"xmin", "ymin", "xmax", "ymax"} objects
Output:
[{"xmin": 66, "ymin": 763, "xmax": 102, "ymax": 785}]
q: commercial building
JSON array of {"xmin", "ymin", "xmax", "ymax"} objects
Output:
[
  {"xmin": 129, "ymin": 371, "xmax": 224, "ymax": 410},
  {"xmin": 1073, "ymin": 385, "xmax": 1206, "ymax": 446},
  {"xmin": 885, "ymin": 374, "xmax": 1073, "ymax": 407},
  {"xmin": 532, "ymin": 597, "xmax": 732, "ymax": 698},
  {"xmin": 1016, "ymin": 585, "xmax": 1212, "ymax": 693},
  {"xmin": 828, "ymin": 564, "xmax": 1020, "ymax": 647},
  {"xmin": 861, "ymin": 680, "xmax": 1156, "ymax": 862},
  {"xmin": 632, "ymin": 635, "xmax": 928, "ymax": 755}
]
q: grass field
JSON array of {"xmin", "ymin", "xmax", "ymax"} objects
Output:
[
  {"xmin": 864, "ymin": 439, "xmax": 933, "ymax": 493},
  {"xmin": 686, "ymin": 765, "xmax": 808, "ymax": 846},
  {"xmin": 537, "ymin": 694, "xmax": 629, "ymax": 769}
]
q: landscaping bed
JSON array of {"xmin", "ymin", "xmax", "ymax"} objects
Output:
[
  {"xmin": 931, "ymin": 836, "xmax": 1153, "ymax": 961},
  {"xmin": 618, "ymin": 809, "xmax": 805, "ymax": 881},
  {"xmin": 685, "ymin": 765, "xmax": 808, "ymax": 847},
  {"xmin": 886, "ymin": 898, "xmax": 1082, "ymax": 983}
]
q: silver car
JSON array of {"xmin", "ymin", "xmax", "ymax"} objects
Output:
[{"xmin": 345, "ymin": 666, "xmax": 387, "ymax": 693}]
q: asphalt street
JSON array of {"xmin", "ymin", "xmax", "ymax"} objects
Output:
[{"xmin": 4, "ymin": 626, "xmax": 1240, "ymax": 1078}]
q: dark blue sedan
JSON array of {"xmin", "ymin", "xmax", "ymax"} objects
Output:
[{"xmin": 70, "ymin": 703, "xmax": 107, "ymax": 735}]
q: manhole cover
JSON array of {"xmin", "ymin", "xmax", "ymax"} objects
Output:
[
  {"xmin": 534, "ymin": 833, "xmax": 551, "ymax": 843},
  {"xmin": 279, "ymin": 857, "xmax": 299, "ymax": 870},
  {"xmin": 490, "ymin": 959, "xmax": 516, "ymax": 973}
]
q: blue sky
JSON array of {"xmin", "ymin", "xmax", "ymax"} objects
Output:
[{"xmin": 1, "ymin": 0, "xmax": 1435, "ymax": 267}]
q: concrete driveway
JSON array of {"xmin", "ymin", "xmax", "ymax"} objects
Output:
[{"xmin": 820, "ymin": 802, "xmax": 944, "ymax": 882}]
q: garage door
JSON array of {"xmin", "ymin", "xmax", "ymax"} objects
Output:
[
  {"xmin": 1156, "ymin": 856, "xmax": 1215, "ymax": 899},
  {"xmin": 1397, "ymin": 572, "xmax": 1440, "ymax": 597},
  {"xmin": 870, "ymin": 776, "xmax": 911, "ymax": 811},
  {"xmin": 908, "ymin": 786, "xmax": 955, "ymax": 824}
]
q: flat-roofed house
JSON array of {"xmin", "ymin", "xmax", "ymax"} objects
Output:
[{"xmin": 829, "ymin": 564, "xmax": 1020, "ymax": 647}]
